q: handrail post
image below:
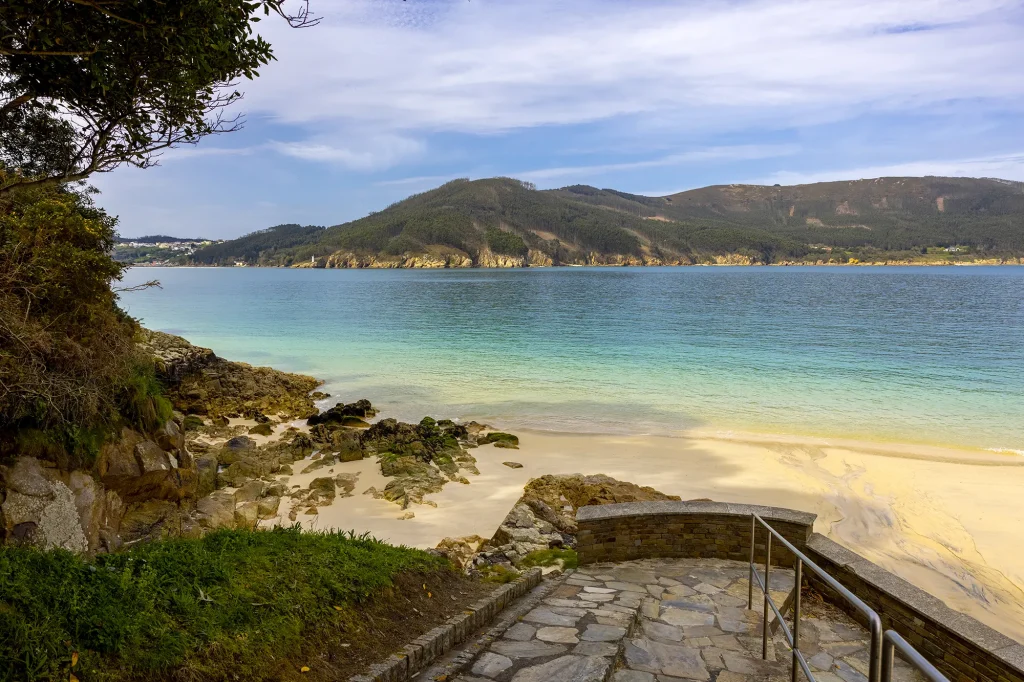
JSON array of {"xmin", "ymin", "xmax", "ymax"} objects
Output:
[
  {"xmin": 881, "ymin": 636, "xmax": 894, "ymax": 682},
  {"xmin": 869, "ymin": 617, "xmax": 882, "ymax": 682},
  {"xmin": 748, "ymin": 515, "xmax": 756, "ymax": 610},
  {"xmin": 792, "ymin": 558, "xmax": 802, "ymax": 682},
  {"xmin": 763, "ymin": 532, "xmax": 772, "ymax": 660}
]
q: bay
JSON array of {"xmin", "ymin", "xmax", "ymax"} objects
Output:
[{"xmin": 119, "ymin": 266, "xmax": 1024, "ymax": 452}]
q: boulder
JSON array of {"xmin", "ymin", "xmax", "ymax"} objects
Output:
[
  {"xmin": 135, "ymin": 441, "xmax": 173, "ymax": 473},
  {"xmin": 306, "ymin": 399, "xmax": 376, "ymax": 426},
  {"xmin": 155, "ymin": 419, "xmax": 185, "ymax": 452},
  {"xmin": 234, "ymin": 500, "xmax": 260, "ymax": 528},
  {"xmin": 195, "ymin": 456, "xmax": 218, "ymax": 497},
  {"xmin": 257, "ymin": 496, "xmax": 281, "ymax": 519},
  {"xmin": 233, "ymin": 479, "xmax": 265, "ymax": 503},
  {"xmin": 248, "ymin": 423, "xmax": 274, "ymax": 437},
  {"xmin": 195, "ymin": 493, "xmax": 235, "ymax": 530},
  {"xmin": 308, "ymin": 477, "xmax": 336, "ymax": 504},
  {"xmin": 120, "ymin": 500, "xmax": 182, "ymax": 543},
  {"xmin": 97, "ymin": 427, "xmax": 145, "ymax": 479}
]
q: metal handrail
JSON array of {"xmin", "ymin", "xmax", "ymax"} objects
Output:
[
  {"xmin": 882, "ymin": 631, "xmax": 950, "ymax": 682},
  {"xmin": 748, "ymin": 513, "xmax": 883, "ymax": 682}
]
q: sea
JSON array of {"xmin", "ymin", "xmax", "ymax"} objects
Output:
[{"xmin": 119, "ymin": 266, "xmax": 1024, "ymax": 452}]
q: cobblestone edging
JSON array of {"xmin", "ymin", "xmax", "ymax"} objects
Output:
[
  {"xmin": 350, "ymin": 568, "xmax": 543, "ymax": 682},
  {"xmin": 575, "ymin": 500, "xmax": 1024, "ymax": 682}
]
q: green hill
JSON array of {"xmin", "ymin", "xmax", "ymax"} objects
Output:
[{"xmin": 187, "ymin": 176, "xmax": 1024, "ymax": 267}]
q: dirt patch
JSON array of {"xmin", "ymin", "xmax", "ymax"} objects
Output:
[{"xmin": 297, "ymin": 570, "xmax": 496, "ymax": 681}]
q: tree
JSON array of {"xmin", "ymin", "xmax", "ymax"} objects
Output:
[{"xmin": 0, "ymin": 0, "xmax": 317, "ymax": 195}]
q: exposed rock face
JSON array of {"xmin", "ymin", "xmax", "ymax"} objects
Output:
[{"xmin": 139, "ymin": 329, "xmax": 321, "ymax": 419}]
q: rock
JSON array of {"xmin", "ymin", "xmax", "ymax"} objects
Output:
[
  {"xmin": 68, "ymin": 471, "xmax": 105, "ymax": 551},
  {"xmin": 580, "ymin": 624, "xmax": 627, "ymax": 642},
  {"xmin": 224, "ymin": 436, "xmax": 256, "ymax": 453},
  {"xmin": 522, "ymin": 608, "xmax": 581, "ymax": 627},
  {"xmin": 234, "ymin": 500, "xmax": 260, "ymax": 527},
  {"xmin": 120, "ymin": 499, "xmax": 182, "ymax": 543},
  {"xmin": 217, "ymin": 457, "xmax": 269, "ymax": 488},
  {"xmin": 624, "ymin": 639, "xmax": 709, "ymax": 681},
  {"xmin": 248, "ymin": 423, "xmax": 274, "ymax": 437},
  {"xmin": 97, "ymin": 427, "xmax": 145, "ymax": 479},
  {"xmin": 509, "ymin": 655, "xmax": 609, "ymax": 682},
  {"xmin": 195, "ymin": 456, "xmax": 218, "ymax": 497},
  {"xmin": 155, "ymin": 419, "xmax": 185, "ymax": 451},
  {"xmin": 140, "ymin": 329, "xmax": 321, "ymax": 420},
  {"xmin": 504, "ymin": 623, "xmax": 537, "ymax": 641},
  {"xmin": 472, "ymin": 652, "xmax": 513, "ymax": 677},
  {"xmin": 536, "ymin": 627, "xmax": 580, "ymax": 644},
  {"xmin": 434, "ymin": 535, "xmax": 486, "ymax": 568},
  {"xmin": 257, "ymin": 496, "xmax": 281, "ymax": 519},
  {"xmin": 334, "ymin": 473, "xmax": 358, "ymax": 497},
  {"xmin": 182, "ymin": 415, "xmax": 205, "ymax": 431},
  {"xmin": 135, "ymin": 441, "xmax": 173, "ymax": 473},
  {"xmin": 503, "ymin": 461, "xmax": 524, "ymax": 468},
  {"xmin": 490, "ymin": 640, "xmax": 568, "ymax": 659},
  {"xmin": 398, "ymin": 511, "xmax": 414, "ymax": 520},
  {"xmin": 306, "ymin": 399, "xmax": 376, "ymax": 426},
  {"xmin": 3, "ymin": 457, "xmax": 53, "ymax": 497},
  {"xmin": 196, "ymin": 493, "xmax": 235, "ymax": 529},
  {"xmin": 233, "ymin": 479, "xmax": 265, "ymax": 503},
  {"xmin": 308, "ymin": 477, "xmax": 336, "ymax": 504},
  {"xmin": 480, "ymin": 432, "xmax": 519, "ymax": 448}
]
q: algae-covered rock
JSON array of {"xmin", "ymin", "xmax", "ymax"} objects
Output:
[
  {"xmin": 480, "ymin": 432, "xmax": 519, "ymax": 449},
  {"xmin": 248, "ymin": 423, "xmax": 274, "ymax": 437},
  {"xmin": 306, "ymin": 399, "xmax": 377, "ymax": 426}
]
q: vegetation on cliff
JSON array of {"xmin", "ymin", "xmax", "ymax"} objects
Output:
[
  {"xmin": 0, "ymin": 177, "xmax": 168, "ymax": 469},
  {"xmin": 187, "ymin": 176, "xmax": 1024, "ymax": 267},
  {"xmin": 0, "ymin": 525, "xmax": 462, "ymax": 681}
]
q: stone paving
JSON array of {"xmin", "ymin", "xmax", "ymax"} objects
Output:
[{"xmin": 452, "ymin": 558, "xmax": 926, "ymax": 682}]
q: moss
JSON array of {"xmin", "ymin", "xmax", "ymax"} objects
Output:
[
  {"xmin": 479, "ymin": 563, "xmax": 519, "ymax": 584},
  {"xmin": 0, "ymin": 526, "xmax": 451, "ymax": 681},
  {"xmin": 519, "ymin": 548, "xmax": 578, "ymax": 570},
  {"xmin": 182, "ymin": 415, "xmax": 205, "ymax": 431}
]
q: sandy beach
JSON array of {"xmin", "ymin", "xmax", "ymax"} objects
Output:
[{"xmin": 266, "ymin": 427, "xmax": 1024, "ymax": 643}]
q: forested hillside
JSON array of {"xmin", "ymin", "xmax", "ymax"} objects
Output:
[{"xmin": 187, "ymin": 176, "xmax": 1024, "ymax": 267}]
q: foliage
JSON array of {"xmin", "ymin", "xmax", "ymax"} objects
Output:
[
  {"xmin": 0, "ymin": 0, "xmax": 316, "ymax": 194},
  {"xmin": 485, "ymin": 227, "xmax": 528, "ymax": 256},
  {"xmin": 0, "ymin": 177, "xmax": 163, "ymax": 464},
  {"xmin": 518, "ymin": 548, "xmax": 578, "ymax": 570},
  {"xmin": 0, "ymin": 525, "xmax": 451, "ymax": 681}
]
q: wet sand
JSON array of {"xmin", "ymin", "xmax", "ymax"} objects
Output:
[{"xmin": 265, "ymin": 428, "xmax": 1024, "ymax": 643}]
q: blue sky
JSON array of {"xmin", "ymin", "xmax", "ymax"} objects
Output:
[{"xmin": 95, "ymin": 0, "xmax": 1024, "ymax": 239}]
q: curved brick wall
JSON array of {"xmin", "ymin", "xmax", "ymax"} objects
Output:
[{"xmin": 575, "ymin": 500, "xmax": 1024, "ymax": 682}]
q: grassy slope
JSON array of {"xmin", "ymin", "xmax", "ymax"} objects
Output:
[
  {"xmin": 0, "ymin": 526, "xmax": 454, "ymax": 681},
  {"xmin": 188, "ymin": 176, "xmax": 1024, "ymax": 266}
]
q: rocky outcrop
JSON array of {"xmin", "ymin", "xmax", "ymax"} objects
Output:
[
  {"xmin": 448, "ymin": 474, "xmax": 680, "ymax": 570},
  {"xmin": 139, "ymin": 329, "xmax": 321, "ymax": 419}
]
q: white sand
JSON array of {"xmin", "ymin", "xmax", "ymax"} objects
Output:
[{"xmin": 262, "ymin": 428, "xmax": 1024, "ymax": 642}]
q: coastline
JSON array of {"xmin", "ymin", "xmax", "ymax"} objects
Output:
[
  {"xmin": 266, "ymin": 425, "xmax": 1024, "ymax": 643},
  {"xmin": 129, "ymin": 260, "xmax": 1024, "ymax": 268}
]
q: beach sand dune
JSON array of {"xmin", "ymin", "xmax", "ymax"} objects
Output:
[{"xmin": 268, "ymin": 429, "xmax": 1024, "ymax": 643}]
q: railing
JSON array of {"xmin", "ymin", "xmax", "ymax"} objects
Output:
[
  {"xmin": 748, "ymin": 513, "xmax": 883, "ymax": 682},
  {"xmin": 748, "ymin": 514, "xmax": 951, "ymax": 682},
  {"xmin": 882, "ymin": 631, "xmax": 949, "ymax": 682}
]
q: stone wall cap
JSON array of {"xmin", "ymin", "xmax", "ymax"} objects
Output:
[{"xmin": 575, "ymin": 500, "xmax": 816, "ymax": 527}]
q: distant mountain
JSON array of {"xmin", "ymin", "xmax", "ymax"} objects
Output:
[{"xmin": 187, "ymin": 176, "xmax": 1024, "ymax": 267}]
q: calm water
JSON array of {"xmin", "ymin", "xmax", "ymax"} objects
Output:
[{"xmin": 119, "ymin": 266, "xmax": 1024, "ymax": 451}]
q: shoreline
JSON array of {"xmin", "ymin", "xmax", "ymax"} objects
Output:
[
  {"xmin": 266, "ymin": 425, "xmax": 1024, "ymax": 643},
  {"xmin": 128, "ymin": 260, "xmax": 1024, "ymax": 268}
]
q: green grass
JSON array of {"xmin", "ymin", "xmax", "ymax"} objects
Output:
[
  {"xmin": 478, "ymin": 564, "xmax": 520, "ymax": 584},
  {"xmin": 0, "ymin": 526, "xmax": 450, "ymax": 681},
  {"xmin": 518, "ymin": 548, "xmax": 578, "ymax": 570}
]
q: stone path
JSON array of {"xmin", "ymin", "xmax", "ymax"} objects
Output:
[{"xmin": 450, "ymin": 558, "xmax": 925, "ymax": 682}]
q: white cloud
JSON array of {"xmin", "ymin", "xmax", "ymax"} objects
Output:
[
  {"xmin": 268, "ymin": 134, "xmax": 425, "ymax": 170},
  {"xmin": 518, "ymin": 144, "xmax": 800, "ymax": 181},
  {"xmin": 756, "ymin": 152, "xmax": 1024, "ymax": 185},
  {"xmin": 243, "ymin": 0, "xmax": 1024, "ymax": 136}
]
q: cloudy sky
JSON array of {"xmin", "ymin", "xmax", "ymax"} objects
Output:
[{"xmin": 97, "ymin": 0, "xmax": 1024, "ymax": 239}]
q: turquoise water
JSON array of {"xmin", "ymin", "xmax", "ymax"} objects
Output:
[{"xmin": 119, "ymin": 266, "xmax": 1024, "ymax": 451}]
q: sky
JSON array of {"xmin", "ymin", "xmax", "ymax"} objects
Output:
[{"xmin": 95, "ymin": 0, "xmax": 1024, "ymax": 239}]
